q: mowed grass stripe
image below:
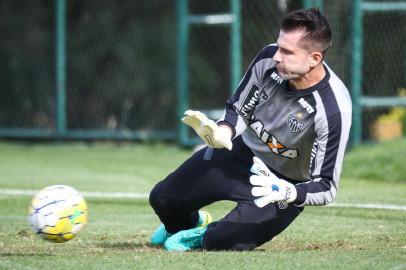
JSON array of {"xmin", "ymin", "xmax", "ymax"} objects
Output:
[{"xmin": 1, "ymin": 188, "xmax": 406, "ymax": 211}]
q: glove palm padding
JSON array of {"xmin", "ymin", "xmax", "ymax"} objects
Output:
[{"xmin": 250, "ymin": 157, "xmax": 297, "ymax": 208}]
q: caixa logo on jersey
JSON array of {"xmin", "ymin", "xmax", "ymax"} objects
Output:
[
  {"xmin": 249, "ymin": 119, "xmax": 298, "ymax": 159},
  {"xmin": 239, "ymin": 83, "xmax": 260, "ymax": 119}
]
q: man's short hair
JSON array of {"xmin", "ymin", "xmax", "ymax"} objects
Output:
[{"xmin": 281, "ymin": 8, "xmax": 332, "ymax": 55}]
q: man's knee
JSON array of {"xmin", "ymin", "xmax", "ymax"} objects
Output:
[
  {"xmin": 149, "ymin": 180, "xmax": 185, "ymax": 213},
  {"xmin": 149, "ymin": 181, "xmax": 167, "ymax": 212}
]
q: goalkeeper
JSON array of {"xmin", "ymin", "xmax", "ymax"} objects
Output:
[{"xmin": 149, "ymin": 8, "xmax": 352, "ymax": 251}]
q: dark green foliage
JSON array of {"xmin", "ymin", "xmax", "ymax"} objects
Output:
[{"xmin": 342, "ymin": 138, "xmax": 406, "ymax": 182}]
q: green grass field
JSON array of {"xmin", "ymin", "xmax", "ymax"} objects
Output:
[{"xmin": 0, "ymin": 140, "xmax": 405, "ymax": 270}]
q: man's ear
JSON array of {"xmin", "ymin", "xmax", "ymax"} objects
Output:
[{"xmin": 309, "ymin": 51, "xmax": 323, "ymax": 67}]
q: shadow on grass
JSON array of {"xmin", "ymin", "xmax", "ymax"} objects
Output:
[
  {"xmin": 264, "ymin": 239, "xmax": 364, "ymax": 252},
  {"xmin": 96, "ymin": 241, "xmax": 271, "ymax": 253},
  {"xmin": 96, "ymin": 241, "xmax": 161, "ymax": 251},
  {"xmin": 0, "ymin": 252, "xmax": 53, "ymax": 257}
]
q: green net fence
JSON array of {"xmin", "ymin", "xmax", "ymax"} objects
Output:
[
  {"xmin": 0, "ymin": 0, "xmax": 405, "ymax": 144},
  {"xmin": 188, "ymin": 0, "xmax": 285, "ymax": 111},
  {"xmin": 67, "ymin": 1, "xmax": 177, "ymax": 133},
  {"xmin": 0, "ymin": 1, "xmax": 55, "ymax": 129},
  {"xmin": 361, "ymin": 2, "xmax": 406, "ymax": 141}
]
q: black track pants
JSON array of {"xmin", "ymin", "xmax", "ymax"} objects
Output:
[{"xmin": 149, "ymin": 136, "xmax": 303, "ymax": 251}]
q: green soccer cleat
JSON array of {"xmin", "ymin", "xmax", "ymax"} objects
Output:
[
  {"xmin": 164, "ymin": 226, "xmax": 208, "ymax": 252},
  {"xmin": 150, "ymin": 223, "xmax": 172, "ymax": 246},
  {"xmin": 150, "ymin": 210, "xmax": 212, "ymax": 246},
  {"xmin": 197, "ymin": 210, "xmax": 213, "ymax": 228}
]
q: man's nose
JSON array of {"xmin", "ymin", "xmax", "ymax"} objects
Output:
[{"xmin": 273, "ymin": 49, "xmax": 282, "ymax": 63}]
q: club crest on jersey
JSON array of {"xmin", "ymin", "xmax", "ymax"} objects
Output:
[{"xmin": 288, "ymin": 114, "xmax": 304, "ymax": 133}]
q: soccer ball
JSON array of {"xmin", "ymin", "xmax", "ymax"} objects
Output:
[{"xmin": 28, "ymin": 185, "xmax": 88, "ymax": 243}]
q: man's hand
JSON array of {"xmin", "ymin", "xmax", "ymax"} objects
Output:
[
  {"xmin": 181, "ymin": 110, "xmax": 233, "ymax": 150},
  {"xmin": 250, "ymin": 157, "xmax": 297, "ymax": 208}
]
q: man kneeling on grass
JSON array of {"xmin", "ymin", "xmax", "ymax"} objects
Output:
[{"xmin": 149, "ymin": 8, "xmax": 352, "ymax": 251}]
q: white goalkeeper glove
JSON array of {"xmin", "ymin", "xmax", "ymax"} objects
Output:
[
  {"xmin": 249, "ymin": 156, "xmax": 297, "ymax": 208},
  {"xmin": 181, "ymin": 110, "xmax": 233, "ymax": 150}
]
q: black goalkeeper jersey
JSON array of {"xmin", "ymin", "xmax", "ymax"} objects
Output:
[{"xmin": 218, "ymin": 44, "xmax": 352, "ymax": 206}]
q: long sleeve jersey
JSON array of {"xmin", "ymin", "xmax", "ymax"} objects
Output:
[{"xmin": 218, "ymin": 44, "xmax": 352, "ymax": 207}]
